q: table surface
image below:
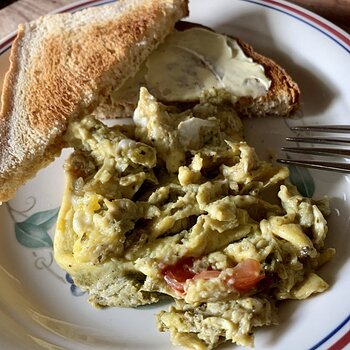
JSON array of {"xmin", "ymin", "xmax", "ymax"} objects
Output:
[{"xmin": 0, "ymin": 0, "xmax": 349, "ymax": 39}]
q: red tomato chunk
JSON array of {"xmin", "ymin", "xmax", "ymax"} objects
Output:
[
  {"xmin": 162, "ymin": 257, "xmax": 195, "ymax": 294},
  {"xmin": 225, "ymin": 259, "xmax": 265, "ymax": 292},
  {"xmin": 162, "ymin": 257, "xmax": 265, "ymax": 295}
]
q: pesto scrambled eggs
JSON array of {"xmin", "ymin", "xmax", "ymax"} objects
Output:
[{"xmin": 54, "ymin": 87, "xmax": 334, "ymax": 349}]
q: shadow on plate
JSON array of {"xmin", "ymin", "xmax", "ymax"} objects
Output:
[{"xmin": 321, "ymin": 195, "xmax": 350, "ymax": 285}]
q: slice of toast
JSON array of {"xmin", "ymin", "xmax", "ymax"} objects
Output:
[
  {"xmin": 93, "ymin": 21, "xmax": 300, "ymax": 119},
  {"xmin": 0, "ymin": 0, "xmax": 189, "ymax": 203},
  {"xmin": 233, "ymin": 37, "xmax": 300, "ymax": 118}
]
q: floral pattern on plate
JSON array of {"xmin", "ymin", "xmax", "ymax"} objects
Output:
[{"xmin": 6, "ymin": 199, "xmax": 85, "ymax": 296}]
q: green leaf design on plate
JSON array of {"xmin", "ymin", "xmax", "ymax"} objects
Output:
[
  {"xmin": 14, "ymin": 207, "xmax": 59, "ymax": 248},
  {"xmin": 288, "ymin": 164, "xmax": 315, "ymax": 198},
  {"xmin": 15, "ymin": 222, "xmax": 53, "ymax": 248},
  {"xmin": 23, "ymin": 207, "xmax": 60, "ymax": 231}
]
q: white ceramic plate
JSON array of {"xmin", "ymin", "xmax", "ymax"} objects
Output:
[{"xmin": 0, "ymin": 0, "xmax": 349, "ymax": 349}]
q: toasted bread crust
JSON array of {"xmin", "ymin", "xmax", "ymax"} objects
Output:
[
  {"xmin": 234, "ymin": 38, "xmax": 300, "ymax": 118},
  {"xmin": 0, "ymin": 0, "xmax": 189, "ymax": 202}
]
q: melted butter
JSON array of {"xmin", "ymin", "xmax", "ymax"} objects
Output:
[{"xmin": 145, "ymin": 28, "xmax": 271, "ymax": 101}]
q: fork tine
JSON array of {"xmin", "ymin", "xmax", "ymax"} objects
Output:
[
  {"xmin": 282, "ymin": 125, "xmax": 350, "ymax": 173},
  {"xmin": 281, "ymin": 147, "xmax": 350, "ymax": 157},
  {"xmin": 290, "ymin": 125, "xmax": 350, "ymax": 133},
  {"xmin": 277, "ymin": 159, "xmax": 350, "ymax": 173},
  {"xmin": 286, "ymin": 136, "xmax": 350, "ymax": 145}
]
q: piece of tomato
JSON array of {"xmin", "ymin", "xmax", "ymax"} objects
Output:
[
  {"xmin": 163, "ymin": 271, "xmax": 187, "ymax": 294},
  {"xmin": 225, "ymin": 259, "xmax": 265, "ymax": 293},
  {"xmin": 162, "ymin": 258, "xmax": 264, "ymax": 295},
  {"xmin": 192, "ymin": 270, "xmax": 221, "ymax": 280},
  {"xmin": 162, "ymin": 257, "xmax": 195, "ymax": 294}
]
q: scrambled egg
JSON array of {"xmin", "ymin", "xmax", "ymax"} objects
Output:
[{"xmin": 54, "ymin": 87, "xmax": 334, "ymax": 349}]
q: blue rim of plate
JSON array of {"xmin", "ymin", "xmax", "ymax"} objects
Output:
[{"xmin": 0, "ymin": 0, "xmax": 349, "ymax": 349}]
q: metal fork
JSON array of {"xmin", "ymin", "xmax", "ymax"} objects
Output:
[{"xmin": 277, "ymin": 125, "xmax": 350, "ymax": 173}]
